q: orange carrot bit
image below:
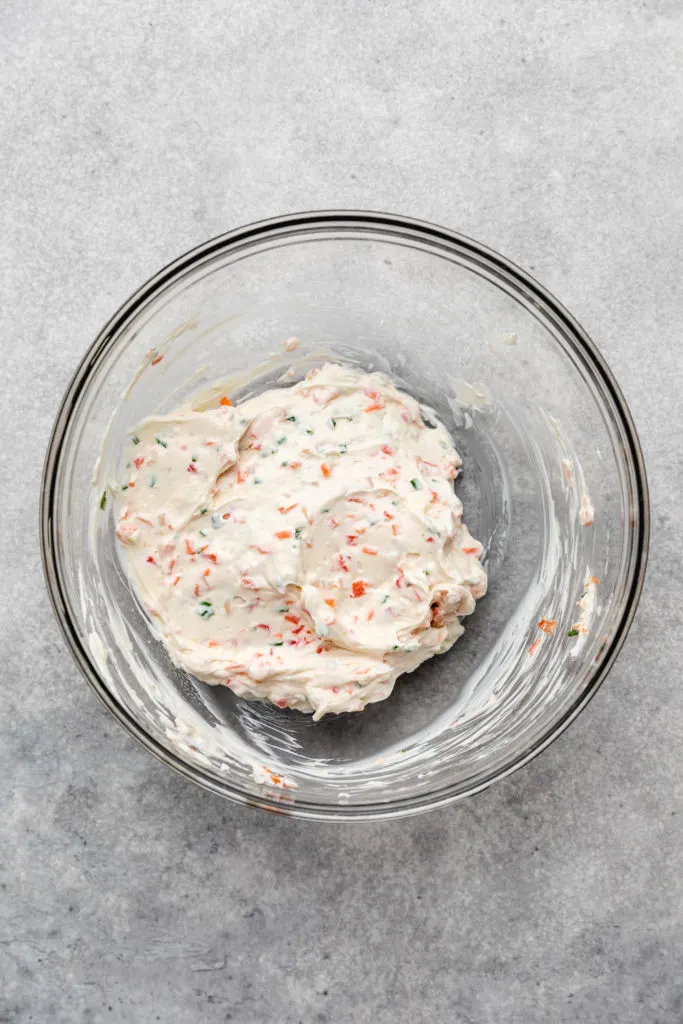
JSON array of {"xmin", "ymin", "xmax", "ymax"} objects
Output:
[
  {"xmin": 284, "ymin": 615, "xmax": 300, "ymax": 624},
  {"xmin": 364, "ymin": 402, "xmax": 384, "ymax": 413},
  {"xmin": 528, "ymin": 638, "xmax": 542, "ymax": 655},
  {"xmin": 537, "ymin": 619, "xmax": 557, "ymax": 635},
  {"xmin": 134, "ymin": 456, "xmax": 145, "ymax": 469},
  {"xmin": 462, "ymin": 546, "xmax": 479, "ymax": 555},
  {"xmin": 381, "ymin": 445, "xmax": 394, "ymax": 456},
  {"xmin": 219, "ymin": 396, "xmax": 232, "ymax": 406},
  {"xmin": 150, "ymin": 354, "xmax": 164, "ymax": 366},
  {"xmin": 587, "ymin": 575, "xmax": 600, "ymax": 586},
  {"xmin": 275, "ymin": 530, "xmax": 292, "ymax": 540},
  {"xmin": 391, "ymin": 524, "xmax": 400, "ymax": 536},
  {"xmin": 321, "ymin": 463, "xmax": 331, "ymax": 478},
  {"xmin": 203, "ymin": 568, "xmax": 211, "ymax": 577},
  {"xmin": 289, "ymin": 461, "xmax": 302, "ymax": 470},
  {"xmin": 172, "ymin": 575, "xmax": 181, "ymax": 586},
  {"xmin": 362, "ymin": 546, "xmax": 378, "ymax": 556},
  {"xmin": 367, "ymin": 609, "xmax": 375, "ymax": 620},
  {"xmin": 193, "ymin": 583, "xmax": 200, "ymax": 597},
  {"xmin": 351, "ymin": 580, "xmax": 368, "ymax": 598},
  {"xmin": 204, "ymin": 552, "xmax": 218, "ymax": 563},
  {"xmin": 278, "ymin": 503, "xmax": 298, "ymax": 514},
  {"xmin": 383, "ymin": 510, "xmax": 395, "ymax": 520},
  {"xmin": 185, "ymin": 539, "xmax": 196, "ymax": 555},
  {"xmin": 324, "ymin": 598, "xmax": 336, "ymax": 608},
  {"xmin": 207, "ymin": 640, "xmax": 219, "ymax": 648}
]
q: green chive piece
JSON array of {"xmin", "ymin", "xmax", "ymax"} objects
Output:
[
  {"xmin": 281, "ymin": 461, "xmax": 288, "ymax": 467},
  {"xmin": 272, "ymin": 641, "xmax": 284, "ymax": 647},
  {"xmin": 277, "ymin": 607, "xmax": 288, "ymax": 613},
  {"xmin": 286, "ymin": 415, "xmax": 296, "ymax": 422},
  {"xmin": 295, "ymin": 527, "xmax": 303, "ymax": 539},
  {"xmin": 277, "ymin": 436, "xmax": 287, "ymax": 445},
  {"xmin": 381, "ymin": 594, "xmax": 390, "ymax": 604},
  {"xmin": 199, "ymin": 529, "xmax": 207, "ymax": 537},
  {"xmin": 191, "ymin": 454, "xmax": 197, "ymax": 462},
  {"xmin": 329, "ymin": 418, "xmax": 337, "ymax": 428},
  {"xmin": 99, "ymin": 490, "xmax": 107, "ymax": 510},
  {"xmin": 199, "ymin": 507, "xmax": 208, "ymax": 515},
  {"xmin": 567, "ymin": 629, "xmax": 579, "ymax": 637},
  {"xmin": 254, "ymin": 477, "xmax": 263, "ymax": 484},
  {"xmin": 155, "ymin": 436, "xmax": 167, "ymax": 448},
  {"xmin": 410, "ymin": 479, "xmax": 422, "ymax": 490},
  {"xmin": 305, "ymin": 428, "xmax": 313, "ymax": 435},
  {"xmin": 131, "ymin": 435, "xmax": 140, "ymax": 445},
  {"xmin": 149, "ymin": 475, "xmax": 157, "ymax": 488},
  {"xmin": 121, "ymin": 484, "xmax": 128, "ymax": 491}
]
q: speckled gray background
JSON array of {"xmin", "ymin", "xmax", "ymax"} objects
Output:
[{"xmin": 2, "ymin": 1, "xmax": 682, "ymax": 1021}]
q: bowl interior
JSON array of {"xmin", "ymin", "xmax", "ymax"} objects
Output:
[{"xmin": 43, "ymin": 214, "xmax": 646, "ymax": 818}]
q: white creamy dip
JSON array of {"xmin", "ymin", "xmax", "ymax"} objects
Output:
[{"xmin": 114, "ymin": 363, "xmax": 486, "ymax": 719}]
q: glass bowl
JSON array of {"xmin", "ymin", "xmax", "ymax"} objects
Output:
[{"xmin": 41, "ymin": 211, "xmax": 648, "ymax": 821}]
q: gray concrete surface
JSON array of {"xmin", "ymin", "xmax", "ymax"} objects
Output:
[{"xmin": 1, "ymin": 1, "xmax": 682, "ymax": 1021}]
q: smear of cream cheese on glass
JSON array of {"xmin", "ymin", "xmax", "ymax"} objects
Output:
[{"xmin": 114, "ymin": 363, "xmax": 487, "ymax": 720}]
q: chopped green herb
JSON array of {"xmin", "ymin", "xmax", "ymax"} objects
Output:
[
  {"xmin": 149, "ymin": 475, "xmax": 157, "ymax": 488},
  {"xmin": 199, "ymin": 507, "xmax": 208, "ymax": 515},
  {"xmin": 410, "ymin": 478, "xmax": 422, "ymax": 490},
  {"xmin": 305, "ymin": 428, "xmax": 313, "ymax": 435},
  {"xmin": 277, "ymin": 607, "xmax": 288, "ymax": 613},
  {"xmin": 197, "ymin": 599, "xmax": 214, "ymax": 619},
  {"xmin": 191, "ymin": 454, "xmax": 197, "ymax": 462},
  {"xmin": 567, "ymin": 629, "xmax": 579, "ymax": 637},
  {"xmin": 99, "ymin": 490, "xmax": 107, "ymax": 510},
  {"xmin": 272, "ymin": 641, "xmax": 284, "ymax": 647},
  {"xmin": 277, "ymin": 436, "xmax": 287, "ymax": 445},
  {"xmin": 329, "ymin": 418, "xmax": 337, "ymax": 428},
  {"xmin": 254, "ymin": 477, "xmax": 263, "ymax": 484},
  {"xmin": 121, "ymin": 484, "xmax": 128, "ymax": 491},
  {"xmin": 199, "ymin": 599, "xmax": 212, "ymax": 606},
  {"xmin": 381, "ymin": 594, "xmax": 390, "ymax": 604},
  {"xmin": 338, "ymin": 443, "xmax": 348, "ymax": 453},
  {"xmin": 199, "ymin": 529, "xmax": 207, "ymax": 537},
  {"xmin": 392, "ymin": 644, "xmax": 399, "ymax": 650},
  {"xmin": 294, "ymin": 527, "xmax": 303, "ymax": 539},
  {"xmin": 321, "ymin": 508, "xmax": 329, "ymax": 514},
  {"xmin": 131, "ymin": 435, "xmax": 140, "ymax": 445},
  {"xmin": 281, "ymin": 461, "xmax": 288, "ymax": 467},
  {"xmin": 286, "ymin": 415, "xmax": 297, "ymax": 422},
  {"xmin": 155, "ymin": 436, "xmax": 167, "ymax": 448}
]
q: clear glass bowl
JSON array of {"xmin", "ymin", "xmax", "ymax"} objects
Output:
[{"xmin": 41, "ymin": 211, "xmax": 648, "ymax": 820}]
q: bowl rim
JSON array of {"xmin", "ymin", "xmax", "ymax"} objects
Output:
[{"xmin": 40, "ymin": 209, "xmax": 650, "ymax": 821}]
